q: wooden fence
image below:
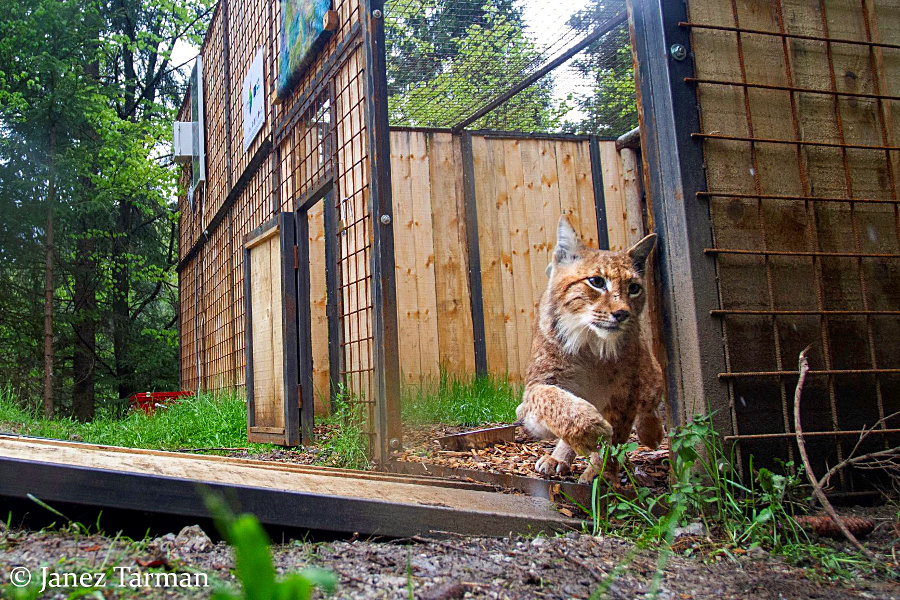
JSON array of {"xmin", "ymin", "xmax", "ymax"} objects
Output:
[
  {"xmin": 293, "ymin": 130, "xmax": 641, "ymax": 406},
  {"xmin": 181, "ymin": 124, "xmax": 642, "ymax": 413}
]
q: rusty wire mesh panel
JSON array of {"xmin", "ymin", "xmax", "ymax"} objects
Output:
[
  {"xmin": 227, "ymin": 0, "xmax": 275, "ymax": 179},
  {"xmin": 384, "ymin": 0, "xmax": 634, "ymax": 135},
  {"xmin": 177, "ymin": 0, "xmax": 385, "ymax": 452},
  {"xmin": 333, "ymin": 45, "xmax": 376, "ymax": 444},
  {"xmin": 685, "ymin": 0, "xmax": 900, "ymax": 493},
  {"xmin": 203, "ymin": 6, "xmax": 229, "ymax": 224},
  {"xmin": 276, "ymin": 88, "xmax": 335, "ymax": 213},
  {"xmin": 179, "ymin": 261, "xmax": 199, "ymax": 391},
  {"xmin": 201, "ymin": 226, "xmax": 234, "ymax": 388}
]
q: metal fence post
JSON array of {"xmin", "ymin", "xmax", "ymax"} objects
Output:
[
  {"xmin": 627, "ymin": 0, "xmax": 728, "ymax": 431},
  {"xmin": 362, "ymin": 0, "xmax": 402, "ymax": 464}
]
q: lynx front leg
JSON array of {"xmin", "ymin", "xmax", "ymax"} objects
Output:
[
  {"xmin": 535, "ymin": 439, "xmax": 575, "ymax": 476},
  {"xmin": 635, "ymin": 409, "xmax": 664, "ymax": 450},
  {"xmin": 518, "ymin": 384, "xmax": 613, "ymax": 477}
]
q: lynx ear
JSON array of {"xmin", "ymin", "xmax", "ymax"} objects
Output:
[
  {"xmin": 626, "ymin": 233, "xmax": 657, "ymax": 273},
  {"xmin": 553, "ymin": 215, "xmax": 581, "ymax": 266}
]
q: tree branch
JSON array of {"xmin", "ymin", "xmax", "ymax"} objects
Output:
[{"xmin": 794, "ymin": 346, "xmax": 874, "ymax": 558}]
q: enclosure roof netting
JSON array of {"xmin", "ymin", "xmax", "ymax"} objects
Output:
[{"xmin": 384, "ymin": 0, "xmax": 633, "ymax": 134}]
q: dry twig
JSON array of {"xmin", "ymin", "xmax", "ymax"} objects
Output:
[{"xmin": 793, "ymin": 346, "xmax": 874, "ymax": 558}]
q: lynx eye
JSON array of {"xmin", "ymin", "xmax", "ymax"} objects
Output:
[
  {"xmin": 585, "ymin": 276, "xmax": 606, "ymax": 291},
  {"xmin": 628, "ymin": 282, "xmax": 643, "ymax": 297}
]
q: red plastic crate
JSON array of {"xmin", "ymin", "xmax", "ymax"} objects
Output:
[{"xmin": 128, "ymin": 391, "xmax": 194, "ymax": 415}]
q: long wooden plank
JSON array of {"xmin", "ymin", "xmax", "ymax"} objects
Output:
[
  {"xmin": 521, "ymin": 138, "xmax": 549, "ymax": 319},
  {"xmin": 538, "ymin": 138, "xmax": 563, "ymax": 269},
  {"xmin": 599, "ymin": 141, "xmax": 628, "ymax": 251},
  {"xmin": 503, "ymin": 139, "xmax": 534, "ymax": 379},
  {"xmin": 308, "ymin": 202, "xmax": 330, "ymax": 415},
  {"xmin": 429, "ymin": 133, "xmax": 474, "ymax": 375},
  {"xmin": 390, "ymin": 130, "xmax": 422, "ymax": 382},
  {"xmin": 486, "ymin": 138, "xmax": 519, "ymax": 379},
  {"xmin": 269, "ymin": 234, "xmax": 286, "ymax": 428},
  {"xmin": 574, "ymin": 141, "xmax": 600, "ymax": 248},
  {"xmin": 555, "ymin": 140, "xmax": 584, "ymax": 239},
  {"xmin": 0, "ymin": 436, "xmax": 576, "ymax": 538},
  {"xmin": 409, "ymin": 132, "xmax": 440, "ymax": 381},
  {"xmin": 250, "ymin": 235, "xmax": 274, "ymax": 426},
  {"xmin": 619, "ymin": 147, "xmax": 645, "ymax": 246},
  {"xmin": 472, "ymin": 134, "xmax": 508, "ymax": 376}
]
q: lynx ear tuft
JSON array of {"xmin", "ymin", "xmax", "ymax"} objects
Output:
[
  {"xmin": 553, "ymin": 215, "xmax": 581, "ymax": 266},
  {"xmin": 626, "ymin": 233, "xmax": 657, "ymax": 273}
]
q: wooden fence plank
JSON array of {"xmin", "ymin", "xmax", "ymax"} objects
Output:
[
  {"xmin": 307, "ymin": 202, "xmax": 330, "ymax": 415},
  {"xmin": 390, "ymin": 131, "xmax": 422, "ymax": 383},
  {"xmin": 556, "ymin": 140, "xmax": 583, "ymax": 238},
  {"xmin": 574, "ymin": 140, "xmax": 600, "ymax": 248},
  {"xmin": 409, "ymin": 131, "xmax": 440, "ymax": 380},
  {"xmin": 600, "ymin": 141, "xmax": 628, "ymax": 251},
  {"xmin": 429, "ymin": 133, "xmax": 475, "ymax": 376},
  {"xmin": 472, "ymin": 135, "xmax": 508, "ymax": 376},
  {"xmin": 503, "ymin": 139, "xmax": 535, "ymax": 378}
]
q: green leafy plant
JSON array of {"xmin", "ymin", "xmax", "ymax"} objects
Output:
[
  {"xmin": 206, "ymin": 495, "xmax": 337, "ymax": 600},
  {"xmin": 317, "ymin": 384, "xmax": 370, "ymax": 470},
  {"xmin": 589, "ymin": 413, "xmax": 806, "ymax": 550}
]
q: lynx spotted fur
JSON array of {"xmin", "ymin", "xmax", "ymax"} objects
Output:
[{"xmin": 516, "ymin": 216, "xmax": 664, "ymax": 483}]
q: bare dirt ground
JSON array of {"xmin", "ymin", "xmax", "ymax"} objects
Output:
[{"xmin": 2, "ymin": 506, "xmax": 898, "ymax": 600}]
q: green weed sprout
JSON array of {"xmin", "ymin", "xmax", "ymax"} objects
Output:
[{"xmin": 205, "ymin": 494, "xmax": 336, "ymax": 600}]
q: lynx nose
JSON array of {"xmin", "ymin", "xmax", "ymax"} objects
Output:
[{"xmin": 611, "ymin": 309, "xmax": 630, "ymax": 323}]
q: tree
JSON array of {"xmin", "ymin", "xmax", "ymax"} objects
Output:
[
  {"xmin": 564, "ymin": 0, "xmax": 637, "ymax": 137},
  {"xmin": 0, "ymin": 0, "xmax": 212, "ymax": 419},
  {"xmin": 385, "ymin": 0, "xmax": 566, "ymax": 131}
]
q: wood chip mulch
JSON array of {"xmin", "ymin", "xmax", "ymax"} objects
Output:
[{"xmin": 397, "ymin": 423, "xmax": 672, "ymax": 491}]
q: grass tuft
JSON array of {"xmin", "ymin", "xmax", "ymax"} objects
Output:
[{"xmin": 401, "ymin": 371, "xmax": 521, "ymax": 426}]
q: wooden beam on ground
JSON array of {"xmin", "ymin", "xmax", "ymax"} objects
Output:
[
  {"xmin": 435, "ymin": 425, "xmax": 517, "ymax": 451},
  {"xmin": 0, "ymin": 436, "xmax": 577, "ymax": 538}
]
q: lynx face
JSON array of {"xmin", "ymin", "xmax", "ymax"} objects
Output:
[{"xmin": 542, "ymin": 217, "xmax": 656, "ymax": 358}]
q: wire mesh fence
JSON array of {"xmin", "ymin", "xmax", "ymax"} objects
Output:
[{"xmin": 384, "ymin": 0, "xmax": 636, "ymax": 136}]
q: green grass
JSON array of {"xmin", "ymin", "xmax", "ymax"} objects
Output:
[
  {"xmin": 0, "ymin": 387, "xmax": 273, "ymax": 453},
  {"xmin": 401, "ymin": 371, "xmax": 521, "ymax": 426},
  {"xmin": 316, "ymin": 385, "xmax": 370, "ymax": 470}
]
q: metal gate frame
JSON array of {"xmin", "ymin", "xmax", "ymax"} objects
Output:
[
  {"xmin": 628, "ymin": 0, "xmax": 730, "ymax": 434},
  {"xmin": 629, "ymin": 0, "xmax": 900, "ymax": 494}
]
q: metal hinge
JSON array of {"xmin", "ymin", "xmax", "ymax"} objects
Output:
[{"xmin": 293, "ymin": 245, "xmax": 299, "ymax": 270}]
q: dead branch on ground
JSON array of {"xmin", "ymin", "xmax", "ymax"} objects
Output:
[{"xmin": 793, "ymin": 346, "xmax": 876, "ymax": 558}]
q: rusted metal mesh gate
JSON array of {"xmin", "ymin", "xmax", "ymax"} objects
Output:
[
  {"xmin": 632, "ymin": 0, "xmax": 899, "ymax": 494},
  {"xmin": 178, "ymin": 0, "xmax": 399, "ymax": 460}
]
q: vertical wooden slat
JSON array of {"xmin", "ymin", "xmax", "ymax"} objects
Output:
[
  {"xmin": 461, "ymin": 132, "xmax": 488, "ymax": 377},
  {"xmin": 307, "ymin": 201, "xmax": 330, "ymax": 414},
  {"xmin": 556, "ymin": 140, "xmax": 584, "ymax": 237},
  {"xmin": 473, "ymin": 135, "xmax": 508, "ymax": 376},
  {"xmin": 390, "ymin": 131, "xmax": 422, "ymax": 382},
  {"xmin": 574, "ymin": 141, "xmax": 600, "ymax": 249},
  {"xmin": 429, "ymin": 133, "xmax": 475, "ymax": 376},
  {"xmin": 409, "ymin": 132, "xmax": 440, "ymax": 380},
  {"xmin": 503, "ymin": 139, "xmax": 534, "ymax": 378},
  {"xmin": 600, "ymin": 141, "xmax": 629, "ymax": 251}
]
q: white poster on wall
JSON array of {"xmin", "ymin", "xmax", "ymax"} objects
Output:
[{"xmin": 242, "ymin": 47, "xmax": 266, "ymax": 152}]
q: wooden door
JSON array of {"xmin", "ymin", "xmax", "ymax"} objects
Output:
[{"xmin": 243, "ymin": 213, "xmax": 300, "ymax": 446}]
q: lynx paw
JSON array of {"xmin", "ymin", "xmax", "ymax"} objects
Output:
[
  {"xmin": 578, "ymin": 464, "xmax": 598, "ymax": 484},
  {"xmin": 535, "ymin": 454, "xmax": 571, "ymax": 476}
]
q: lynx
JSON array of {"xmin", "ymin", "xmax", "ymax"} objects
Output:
[{"xmin": 516, "ymin": 215, "xmax": 664, "ymax": 483}]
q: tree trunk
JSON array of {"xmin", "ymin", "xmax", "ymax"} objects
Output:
[
  {"xmin": 72, "ymin": 36, "xmax": 101, "ymax": 422},
  {"xmin": 43, "ymin": 123, "xmax": 57, "ymax": 419},
  {"xmin": 112, "ymin": 197, "xmax": 132, "ymax": 402},
  {"xmin": 72, "ymin": 231, "xmax": 96, "ymax": 421}
]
